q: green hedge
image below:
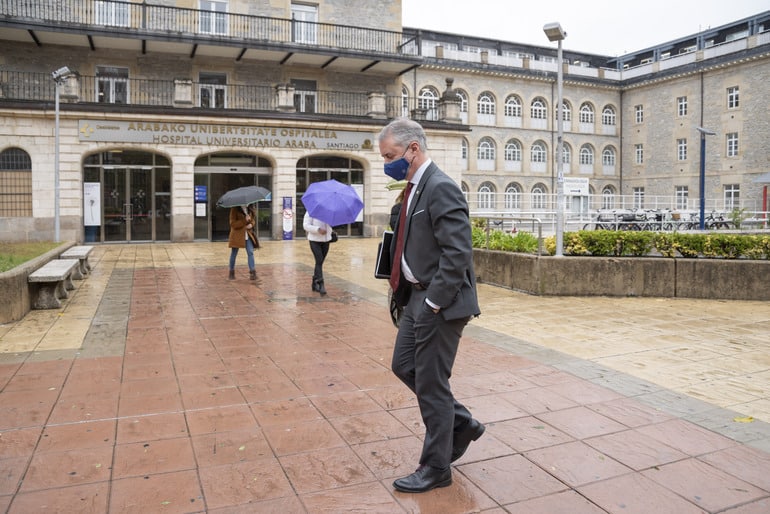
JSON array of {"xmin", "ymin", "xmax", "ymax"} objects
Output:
[{"xmin": 473, "ymin": 226, "xmax": 770, "ymax": 260}]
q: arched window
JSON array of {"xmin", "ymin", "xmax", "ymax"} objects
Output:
[
  {"xmin": 0, "ymin": 147, "xmax": 33, "ymax": 216},
  {"xmin": 602, "ymin": 105, "xmax": 616, "ymax": 126},
  {"xmin": 477, "ymin": 137, "xmax": 496, "ymax": 161},
  {"xmin": 504, "ymin": 139, "xmax": 522, "ymax": 162},
  {"xmin": 531, "ymin": 184, "xmax": 547, "ymax": 209},
  {"xmin": 504, "ymin": 95, "xmax": 522, "ymax": 117},
  {"xmin": 477, "ymin": 92, "xmax": 495, "ymax": 115},
  {"xmin": 560, "ymin": 100, "xmax": 572, "ymax": 121},
  {"xmin": 602, "ymin": 186, "xmax": 616, "ymax": 209},
  {"xmin": 531, "ymin": 98, "xmax": 547, "ymax": 119},
  {"xmin": 401, "ymin": 85, "xmax": 410, "ymax": 118},
  {"xmin": 562, "ymin": 142, "xmax": 572, "ymax": 165},
  {"xmin": 478, "ymin": 182, "xmax": 496, "ymax": 210},
  {"xmin": 579, "ymin": 144, "xmax": 594, "ymax": 165},
  {"xmin": 418, "ymin": 86, "xmax": 439, "ymax": 120},
  {"xmin": 504, "ymin": 183, "xmax": 522, "ymax": 210},
  {"xmin": 602, "ymin": 146, "xmax": 616, "ymax": 166},
  {"xmin": 460, "ymin": 138, "xmax": 468, "ymax": 160},
  {"xmin": 579, "ymin": 102, "xmax": 594, "ymax": 124},
  {"xmin": 530, "ymin": 141, "xmax": 547, "ymax": 163},
  {"xmin": 456, "ymin": 89, "xmax": 468, "ymax": 114}
]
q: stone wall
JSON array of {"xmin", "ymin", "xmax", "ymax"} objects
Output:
[{"xmin": 473, "ymin": 249, "xmax": 770, "ymax": 301}]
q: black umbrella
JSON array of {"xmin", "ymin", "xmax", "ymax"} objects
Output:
[{"xmin": 216, "ymin": 186, "xmax": 271, "ymax": 208}]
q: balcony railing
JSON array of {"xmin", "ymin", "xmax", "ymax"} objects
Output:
[
  {"xmin": 0, "ymin": 0, "xmax": 419, "ymax": 58},
  {"xmin": 0, "ymin": 71, "xmax": 408, "ymax": 120}
]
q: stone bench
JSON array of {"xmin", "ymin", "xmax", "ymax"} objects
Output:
[
  {"xmin": 60, "ymin": 245, "xmax": 94, "ymax": 279},
  {"xmin": 28, "ymin": 258, "xmax": 80, "ymax": 309}
]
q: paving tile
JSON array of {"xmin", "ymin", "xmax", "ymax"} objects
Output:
[
  {"xmin": 250, "ymin": 397, "xmax": 323, "ymax": 427},
  {"xmin": 525, "ymin": 441, "xmax": 633, "ymax": 487},
  {"xmin": 488, "ymin": 416, "xmax": 574, "ymax": 452},
  {"xmin": 578, "ymin": 471, "xmax": 708, "ymax": 513},
  {"xmin": 185, "ymin": 404, "xmax": 258, "ymax": 435},
  {"xmin": 279, "ymin": 446, "xmax": 376, "ymax": 494},
  {"xmin": 350, "ymin": 436, "xmax": 427, "ymax": 480},
  {"xmin": 503, "ymin": 489, "xmax": 609, "ymax": 514},
  {"xmin": 458, "ymin": 454, "xmax": 568, "ymax": 504},
  {"xmin": 6, "ymin": 482, "xmax": 109, "ymax": 514},
  {"xmin": 329, "ymin": 411, "xmax": 413, "ymax": 445},
  {"xmin": 301, "ymin": 482, "xmax": 404, "ymax": 514},
  {"xmin": 116, "ymin": 412, "xmax": 189, "ymax": 443},
  {"xmin": 113, "ymin": 437, "xmax": 196, "ymax": 479},
  {"xmin": 36, "ymin": 419, "xmax": 116, "ymax": 453},
  {"xmin": 585, "ymin": 429, "xmax": 688, "ymax": 471},
  {"xmin": 109, "ymin": 470, "xmax": 204, "ymax": 514},
  {"xmin": 636, "ymin": 418, "xmax": 737, "ymax": 456},
  {"xmin": 191, "ymin": 427, "xmax": 272, "ymax": 467},
  {"xmin": 536, "ymin": 406, "xmax": 628, "ymax": 439},
  {"xmin": 197, "ymin": 458, "xmax": 294, "ymax": 510},
  {"xmin": 261, "ymin": 419, "xmax": 346, "ymax": 456},
  {"xmin": 641, "ymin": 458, "xmax": 768, "ymax": 512},
  {"xmin": 19, "ymin": 447, "xmax": 113, "ymax": 492},
  {"xmin": 698, "ymin": 443, "xmax": 770, "ymax": 491}
]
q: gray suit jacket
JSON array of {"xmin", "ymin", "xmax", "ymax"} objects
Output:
[{"xmin": 390, "ymin": 162, "xmax": 481, "ymax": 320}]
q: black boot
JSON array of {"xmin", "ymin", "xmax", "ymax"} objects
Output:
[
  {"xmin": 228, "ymin": 270, "xmax": 235, "ymax": 280},
  {"xmin": 312, "ymin": 278, "xmax": 320, "ymax": 292},
  {"xmin": 317, "ymin": 279, "xmax": 327, "ymax": 296}
]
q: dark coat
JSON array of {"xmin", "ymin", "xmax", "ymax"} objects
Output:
[{"xmin": 228, "ymin": 206, "xmax": 257, "ymax": 248}]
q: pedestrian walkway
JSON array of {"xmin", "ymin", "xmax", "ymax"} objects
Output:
[{"xmin": 1, "ymin": 240, "xmax": 769, "ymax": 513}]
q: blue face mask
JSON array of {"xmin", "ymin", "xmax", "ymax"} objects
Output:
[{"xmin": 384, "ymin": 147, "xmax": 411, "ymax": 181}]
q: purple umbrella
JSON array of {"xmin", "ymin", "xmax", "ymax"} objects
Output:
[{"xmin": 301, "ymin": 179, "xmax": 363, "ymax": 226}]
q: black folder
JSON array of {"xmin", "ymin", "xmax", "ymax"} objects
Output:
[{"xmin": 374, "ymin": 230, "xmax": 394, "ymax": 279}]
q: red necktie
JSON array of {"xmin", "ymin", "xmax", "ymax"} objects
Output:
[{"xmin": 390, "ymin": 181, "xmax": 414, "ymax": 291}]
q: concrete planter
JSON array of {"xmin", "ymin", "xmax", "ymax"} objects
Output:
[{"xmin": 473, "ymin": 249, "xmax": 770, "ymax": 301}]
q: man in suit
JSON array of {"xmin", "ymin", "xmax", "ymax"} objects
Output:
[{"xmin": 378, "ymin": 118, "xmax": 484, "ymax": 493}]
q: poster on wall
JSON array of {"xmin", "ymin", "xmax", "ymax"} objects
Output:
[{"xmin": 83, "ymin": 182, "xmax": 101, "ymax": 226}]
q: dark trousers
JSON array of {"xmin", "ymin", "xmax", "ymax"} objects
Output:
[
  {"xmin": 309, "ymin": 240, "xmax": 329, "ymax": 281},
  {"xmin": 391, "ymin": 287, "xmax": 472, "ymax": 470}
]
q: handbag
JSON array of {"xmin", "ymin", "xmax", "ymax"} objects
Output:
[{"xmin": 330, "ymin": 231, "xmax": 338, "ymax": 243}]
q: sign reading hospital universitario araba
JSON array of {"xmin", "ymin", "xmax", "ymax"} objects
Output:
[{"xmin": 78, "ymin": 120, "xmax": 374, "ymax": 151}]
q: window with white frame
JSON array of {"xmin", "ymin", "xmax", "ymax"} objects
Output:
[
  {"xmin": 477, "ymin": 137, "xmax": 496, "ymax": 161},
  {"xmin": 401, "ymin": 85, "xmax": 410, "ymax": 118},
  {"xmin": 675, "ymin": 186, "xmax": 689, "ymax": 210},
  {"xmin": 635, "ymin": 104, "xmax": 643, "ymax": 123},
  {"xmin": 292, "ymin": 79, "xmax": 316, "ymax": 113},
  {"xmin": 199, "ymin": 72, "xmax": 226, "ymax": 108},
  {"xmin": 460, "ymin": 138, "xmax": 468, "ymax": 160},
  {"xmin": 677, "ymin": 138, "xmax": 687, "ymax": 161},
  {"xmin": 677, "ymin": 96, "xmax": 688, "ymax": 116},
  {"xmin": 633, "ymin": 187, "xmax": 645, "ymax": 209},
  {"xmin": 418, "ymin": 86, "xmax": 439, "ymax": 120},
  {"xmin": 579, "ymin": 144, "xmax": 594, "ymax": 165},
  {"xmin": 727, "ymin": 86, "xmax": 739, "ymax": 109},
  {"xmin": 601, "ymin": 105, "xmax": 616, "ymax": 126},
  {"xmin": 531, "ymin": 184, "xmax": 546, "ymax": 209},
  {"xmin": 477, "ymin": 182, "xmax": 495, "ymax": 210},
  {"xmin": 635, "ymin": 144, "xmax": 644, "ymax": 164},
  {"xmin": 504, "ymin": 95, "xmax": 522, "ymax": 117},
  {"xmin": 291, "ymin": 2, "xmax": 317, "ymax": 44},
  {"xmin": 200, "ymin": 0, "xmax": 227, "ymax": 35},
  {"xmin": 530, "ymin": 98, "xmax": 547, "ymax": 120},
  {"xmin": 504, "ymin": 140, "xmax": 522, "ymax": 162},
  {"xmin": 477, "ymin": 92, "xmax": 495, "ymax": 115},
  {"xmin": 562, "ymin": 143, "xmax": 571, "ymax": 166},
  {"xmin": 724, "ymin": 184, "xmax": 739, "ymax": 210},
  {"xmin": 558, "ymin": 100, "xmax": 572, "ymax": 122},
  {"xmin": 579, "ymin": 103, "xmax": 594, "ymax": 124},
  {"xmin": 456, "ymin": 89, "xmax": 468, "ymax": 123},
  {"xmin": 95, "ymin": 0, "xmax": 129, "ymax": 26},
  {"xmin": 530, "ymin": 141, "xmax": 546, "ymax": 163},
  {"xmin": 96, "ymin": 66, "xmax": 129, "ymax": 104},
  {"xmin": 726, "ymin": 133, "xmax": 739, "ymax": 157},
  {"xmin": 601, "ymin": 186, "xmax": 615, "ymax": 209},
  {"xmin": 504, "ymin": 183, "xmax": 521, "ymax": 210},
  {"xmin": 602, "ymin": 147, "xmax": 616, "ymax": 166}
]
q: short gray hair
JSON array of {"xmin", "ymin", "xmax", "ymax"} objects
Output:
[{"xmin": 378, "ymin": 118, "xmax": 427, "ymax": 151}]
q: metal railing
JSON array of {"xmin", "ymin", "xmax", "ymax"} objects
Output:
[
  {"xmin": 0, "ymin": 71, "xmax": 407, "ymax": 119},
  {"xmin": 0, "ymin": 0, "xmax": 419, "ymax": 58}
]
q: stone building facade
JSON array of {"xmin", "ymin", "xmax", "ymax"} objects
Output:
[{"xmin": 0, "ymin": 1, "xmax": 768, "ymax": 243}]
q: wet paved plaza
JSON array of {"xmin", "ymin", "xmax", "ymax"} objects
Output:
[{"xmin": 1, "ymin": 239, "xmax": 769, "ymax": 513}]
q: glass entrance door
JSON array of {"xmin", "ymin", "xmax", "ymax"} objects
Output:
[{"xmin": 103, "ymin": 167, "xmax": 152, "ymax": 242}]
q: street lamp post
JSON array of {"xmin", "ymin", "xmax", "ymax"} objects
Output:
[
  {"xmin": 696, "ymin": 126, "xmax": 716, "ymax": 230},
  {"xmin": 544, "ymin": 22, "xmax": 566, "ymax": 256},
  {"xmin": 52, "ymin": 66, "xmax": 74, "ymax": 243}
]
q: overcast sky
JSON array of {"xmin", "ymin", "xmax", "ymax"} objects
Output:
[{"xmin": 402, "ymin": 0, "xmax": 769, "ymax": 56}]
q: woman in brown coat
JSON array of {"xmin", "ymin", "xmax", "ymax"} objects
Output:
[{"xmin": 228, "ymin": 204, "xmax": 259, "ymax": 280}]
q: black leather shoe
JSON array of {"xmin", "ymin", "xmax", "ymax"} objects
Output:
[
  {"xmin": 451, "ymin": 419, "xmax": 485, "ymax": 462},
  {"xmin": 393, "ymin": 465, "xmax": 452, "ymax": 493}
]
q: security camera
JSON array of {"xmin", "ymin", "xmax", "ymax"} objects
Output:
[{"xmin": 52, "ymin": 66, "xmax": 73, "ymax": 81}]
